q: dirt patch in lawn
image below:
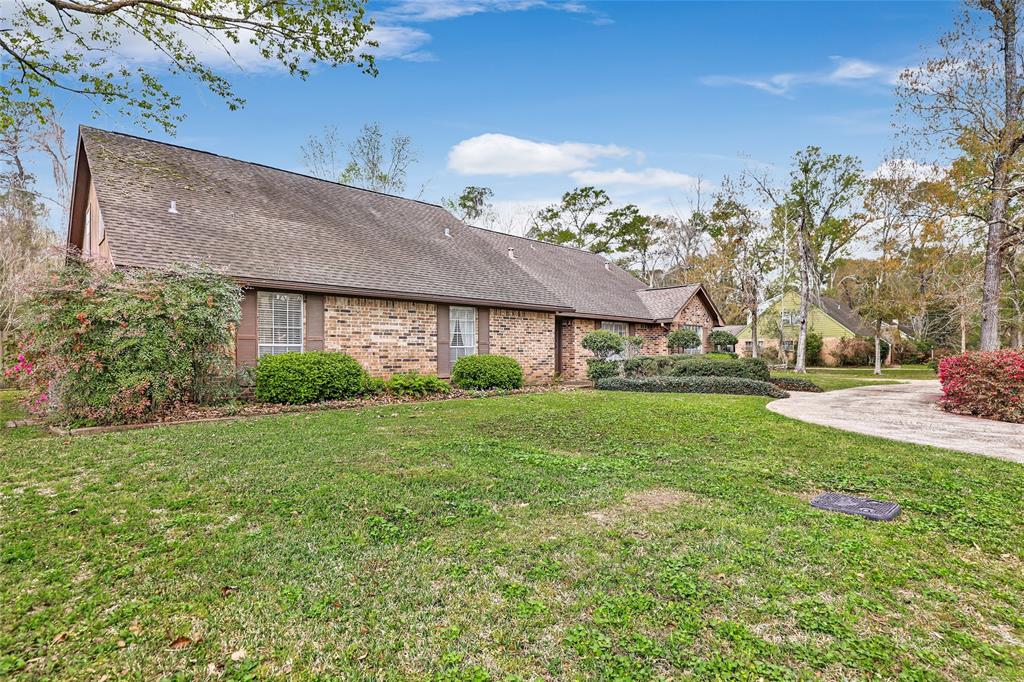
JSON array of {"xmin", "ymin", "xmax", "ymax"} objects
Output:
[{"xmin": 586, "ymin": 487, "xmax": 707, "ymax": 525}]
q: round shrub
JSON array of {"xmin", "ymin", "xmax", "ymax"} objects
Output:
[
  {"xmin": 581, "ymin": 330, "xmax": 625, "ymax": 360},
  {"xmin": 667, "ymin": 328, "xmax": 702, "ymax": 353},
  {"xmin": 939, "ymin": 350, "xmax": 1024, "ymax": 422},
  {"xmin": 586, "ymin": 358, "xmax": 620, "ymax": 382},
  {"xmin": 708, "ymin": 330, "xmax": 738, "ymax": 348},
  {"xmin": 255, "ymin": 351, "xmax": 369, "ymax": 404},
  {"xmin": 451, "ymin": 355, "xmax": 524, "ymax": 390}
]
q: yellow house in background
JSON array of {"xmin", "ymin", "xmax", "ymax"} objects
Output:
[{"xmin": 734, "ymin": 291, "xmax": 876, "ymax": 366}]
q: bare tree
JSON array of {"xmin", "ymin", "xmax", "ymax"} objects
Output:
[
  {"xmin": 898, "ymin": 0, "xmax": 1024, "ymax": 350},
  {"xmin": 301, "ymin": 123, "xmax": 417, "ymax": 195}
]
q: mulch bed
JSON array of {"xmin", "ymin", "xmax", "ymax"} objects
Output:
[{"xmin": 34, "ymin": 385, "xmax": 583, "ymax": 436}]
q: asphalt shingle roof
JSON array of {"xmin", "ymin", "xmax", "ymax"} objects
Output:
[{"xmin": 80, "ymin": 127, "xmax": 713, "ymax": 321}]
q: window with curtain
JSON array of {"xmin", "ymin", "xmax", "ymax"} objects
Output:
[
  {"xmin": 601, "ymin": 321, "xmax": 628, "ymax": 336},
  {"xmin": 258, "ymin": 292, "xmax": 304, "ymax": 357},
  {"xmin": 450, "ymin": 306, "xmax": 477, "ymax": 365}
]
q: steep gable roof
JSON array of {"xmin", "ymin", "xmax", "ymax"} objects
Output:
[{"xmin": 77, "ymin": 127, "xmax": 567, "ymax": 311}]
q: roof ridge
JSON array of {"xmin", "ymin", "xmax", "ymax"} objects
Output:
[
  {"xmin": 463, "ymin": 221, "xmax": 619, "ymax": 259},
  {"xmin": 78, "ymin": 125, "xmax": 449, "ymax": 212}
]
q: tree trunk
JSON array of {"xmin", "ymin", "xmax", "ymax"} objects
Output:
[
  {"xmin": 873, "ymin": 321, "xmax": 882, "ymax": 376},
  {"xmin": 794, "ymin": 228, "xmax": 811, "ymax": 373},
  {"xmin": 980, "ymin": 185, "xmax": 1007, "ymax": 351},
  {"xmin": 961, "ymin": 312, "xmax": 967, "ymax": 354},
  {"xmin": 750, "ymin": 310, "xmax": 759, "ymax": 359}
]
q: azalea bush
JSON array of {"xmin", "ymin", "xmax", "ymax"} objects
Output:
[
  {"xmin": 938, "ymin": 350, "xmax": 1024, "ymax": 423},
  {"xmin": 8, "ymin": 260, "xmax": 242, "ymax": 425}
]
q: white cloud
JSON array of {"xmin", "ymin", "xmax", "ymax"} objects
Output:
[
  {"xmin": 448, "ymin": 133, "xmax": 632, "ymax": 176},
  {"xmin": 869, "ymin": 159, "xmax": 946, "ymax": 182},
  {"xmin": 377, "ymin": 0, "xmax": 607, "ymax": 24},
  {"xmin": 701, "ymin": 56, "xmax": 905, "ymax": 96},
  {"xmin": 569, "ymin": 167, "xmax": 701, "ymax": 191},
  {"xmin": 364, "ymin": 25, "xmax": 435, "ymax": 61}
]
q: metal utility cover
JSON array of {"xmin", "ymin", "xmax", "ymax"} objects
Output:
[{"xmin": 810, "ymin": 492, "xmax": 901, "ymax": 521}]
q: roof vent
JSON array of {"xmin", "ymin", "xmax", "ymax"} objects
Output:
[
  {"xmin": 168, "ymin": 200, "xmax": 178, "ymax": 214},
  {"xmin": 444, "ymin": 227, "xmax": 452, "ymax": 238},
  {"xmin": 507, "ymin": 247, "xmax": 515, "ymax": 259},
  {"xmin": 604, "ymin": 262, "xmax": 611, "ymax": 271}
]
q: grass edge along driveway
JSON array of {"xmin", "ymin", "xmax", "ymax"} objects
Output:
[{"xmin": 1, "ymin": 390, "xmax": 1022, "ymax": 680}]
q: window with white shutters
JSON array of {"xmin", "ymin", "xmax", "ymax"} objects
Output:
[
  {"xmin": 258, "ymin": 292, "xmax": 304, "ymax": 357},
  {"xmin": 449, "ymin": 306, "xmax": 477, "ymax": 365}
]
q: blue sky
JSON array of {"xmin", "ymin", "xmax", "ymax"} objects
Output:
[{"xmin": 53, "ymin": 0, "xmax": 957, "ymax": 232}]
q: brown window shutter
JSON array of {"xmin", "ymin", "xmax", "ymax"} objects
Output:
[
  {"xmin": 628, "ymin": 322, "xmax": 635, "ymax": 337},
  {"xmin": 478, "ymin": 308, "xmax": 490, "ymax": 355},
  {"xmin": 304, "ymin": 294, "xmax": 324, "ymax": 351},
  {"xmin": 236, "ymin": 289, "xmax": 258, "ymax": 367},
  {"xmin": 437, "ymin": 304, "xmax": 450, "ymax": 377}
]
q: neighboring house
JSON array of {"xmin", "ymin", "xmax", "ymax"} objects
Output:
[
  {"xmin": 67, "ymin": 127, "xmax": 724, "ymax": 384},
  {"xmin": 733, "ymin": 291, "xmax": 904, "ymax": 366}
]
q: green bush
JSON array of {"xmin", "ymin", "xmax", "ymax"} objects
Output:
[
  {"xmin": 586, "ymin": 358, "xmax": 620, "ymax": 382},
  {"xmin": 805, "ymin": 332, "xmax": 823, "ymax": 366},
  {"xmin": 13, "ymin": 260, "xmax": 242, "ymax": 425},
  {"xmin": 769, "ymin": 376, "xmax": 823, "ymax": 393},
  {"xmin": 667, "ymin": 328, "xmax": 702, "ymax": 353},
  {"xmin": 450, "ymin": 355, "xmax": 524, "ymax": 390},
  {"xmin": 709, "ymin": 330, "xmax": 738, "ymax": 349},
  {"xmin": 595, "ymin": 375, "xmax": 788, "ymax": 398},
  {"xmin": 623, "ymin": 354, "xmax": 769, "ymax": 381},
  {"xmin": 386, "ymin": 372, "xmax": 451, "ymax": 397},
  {"xmin": 581, "ymin": 330, "xmax": 625, "ymax": 360},
  {"xmin": 706, "ymin": 351, "xmax": 738, "ymax": 360},
  {"xmin": 255, "ymin": 351, "xmax": 370, "ymax": 404}
]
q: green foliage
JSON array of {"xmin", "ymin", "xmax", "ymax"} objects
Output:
[
  {"xmin": 581, "ymin": 330, "xmax": 625, "ymax": 360},
  {"xmin": 1, "ymin": 0, "xmax": 377, "ymax": 134},
  {"xmin": 709, "ymin": 330, "xmax": 738, "ymax": 348},
  {"xmin": 706, "ymin": 351, "xmax": 738, "ymax": 359},
  {"xmin": 450, "ymin": 355, "xmax": 524, "ymax": 390},
  {"xmin": 595, "ymin": 375, "xmax": 789, "ymax": 398},
  {"xmin": 527, "ymin": 187, "xmax": 615, "ymax": 253},
  {"xmin": 13, "ymin": 260, "xmax": 241, "ymax": 425},
  {"xmin": 805, "ymin": 331, "xmax": 824, "ymax": 366},
  {"xmin": 770, "ymin": 376, "xmax": 824, "ymax": 393},
  {"xmin": 667, "ymin": 328, "xmax": 702, "ymax": 353},
  {"xmin": 622, "ymin": 355, "xmax": 770, "ymax": 382},
  {"xmin": 385, "ymin": 372, "xmax": 451, "ymax": 397},
  {"xmin": 669, "ymin": 357, "xmax": 770, "ymax": 381},
  {"xmin": 586, "ymin": 358, "xmax": 620, "ymax": 382},
  {"xmin": 835, "ymin": 337, "xmax": 890, "ymax": 366},
  {"xmin": 255, "ymin": 351, "xmax": 370, "ymax": 404},
  {"xmin": 445, "ymin": 186, "xmax": 494, "ymax": 222}
]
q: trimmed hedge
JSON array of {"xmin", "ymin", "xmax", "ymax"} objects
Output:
[
  {"xmin": 596, "ymin": 375, "xmax": 789, "ymax": 398},
  {"xmin": 586, "ymin": 358, "xmax": 620, "ymax": 382},
  {"xmin": 622, "ymin": 354, "xmax": 769, "ymax": 381},
  {"xmin": 770, "ymin": 376, "xmax": 823, "ymax": 393},
  {"xmin": 939, "ymin": 350, "xmax": 1024, "ymax": 422},
  {"xmin": 255, "ymin": 351, "xmax": 370, "ymax": 404},
  {"xmin": 451, "ymin": 354, "xmax": 524, "ymax": 390}
]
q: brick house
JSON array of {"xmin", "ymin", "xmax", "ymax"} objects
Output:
[{"xmin": 67, "ymin": 128, "xmax": 724, "ymax": 384}]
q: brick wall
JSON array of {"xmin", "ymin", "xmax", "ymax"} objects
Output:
[
  {"xmin": 633, "ymin": 323, "xmax": 668, "ymax": 356},
  {"xmin": 489, "ymin": 308, "xmax": 556, "ymax": 384},
  {"xmin": 673, "ymin": 296, "xmax": 716, "ymax": 352},
  {"xmin": 324, "ymin": 296, "xmax": 437, "ymax": 377},
  {"xmin": 559, "ymin": 318, "xmax": 597, "ymax": 382}
]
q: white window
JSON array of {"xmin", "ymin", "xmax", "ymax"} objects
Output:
[
  {"xmin": 601, "ymin": 321, "xmax": 628, "ymax": 336},
  {"xmin": 258, "ymin": 292, "xmax": 304, "ymax": 357},
  {"xmin": 83, "ymin": 208, "xmax": 92, "ymax": 257},
  {"xmin": 781, "ymin": 310, "xmax": 799, "ymax": 326},
  {"xmin": 450, "ymin": 306, "xmax": 477, "ymax": 365}
]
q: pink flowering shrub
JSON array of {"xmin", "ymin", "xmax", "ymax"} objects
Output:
[
  {"xmin": 12, "ymin": 258, "xmax": 241, "ymax": 425},
  {"xmin": 938, "ymin": 350, "xmax": 1024, "ymax": 423}
]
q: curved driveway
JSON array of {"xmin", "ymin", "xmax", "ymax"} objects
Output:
[{"xmin": 767, "ymin": 380, "xmax": 1024, "ymax": 464}]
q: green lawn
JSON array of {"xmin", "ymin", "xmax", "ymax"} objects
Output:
[
  {"xmin": 803, "ymin": 366, "xmax": 938, "ymax": 380},
  {"xmin": 770, "ymin": 371, "xmax": 903, "ymax": 392},
  {"xmin": 2, "ymin": 390, "xmax": 1022, "ymax": 679}
]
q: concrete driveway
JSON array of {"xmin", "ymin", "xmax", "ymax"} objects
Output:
[{"xmin": 767, "ymin": 380, "xmax": 1024, "ymax": 464}]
